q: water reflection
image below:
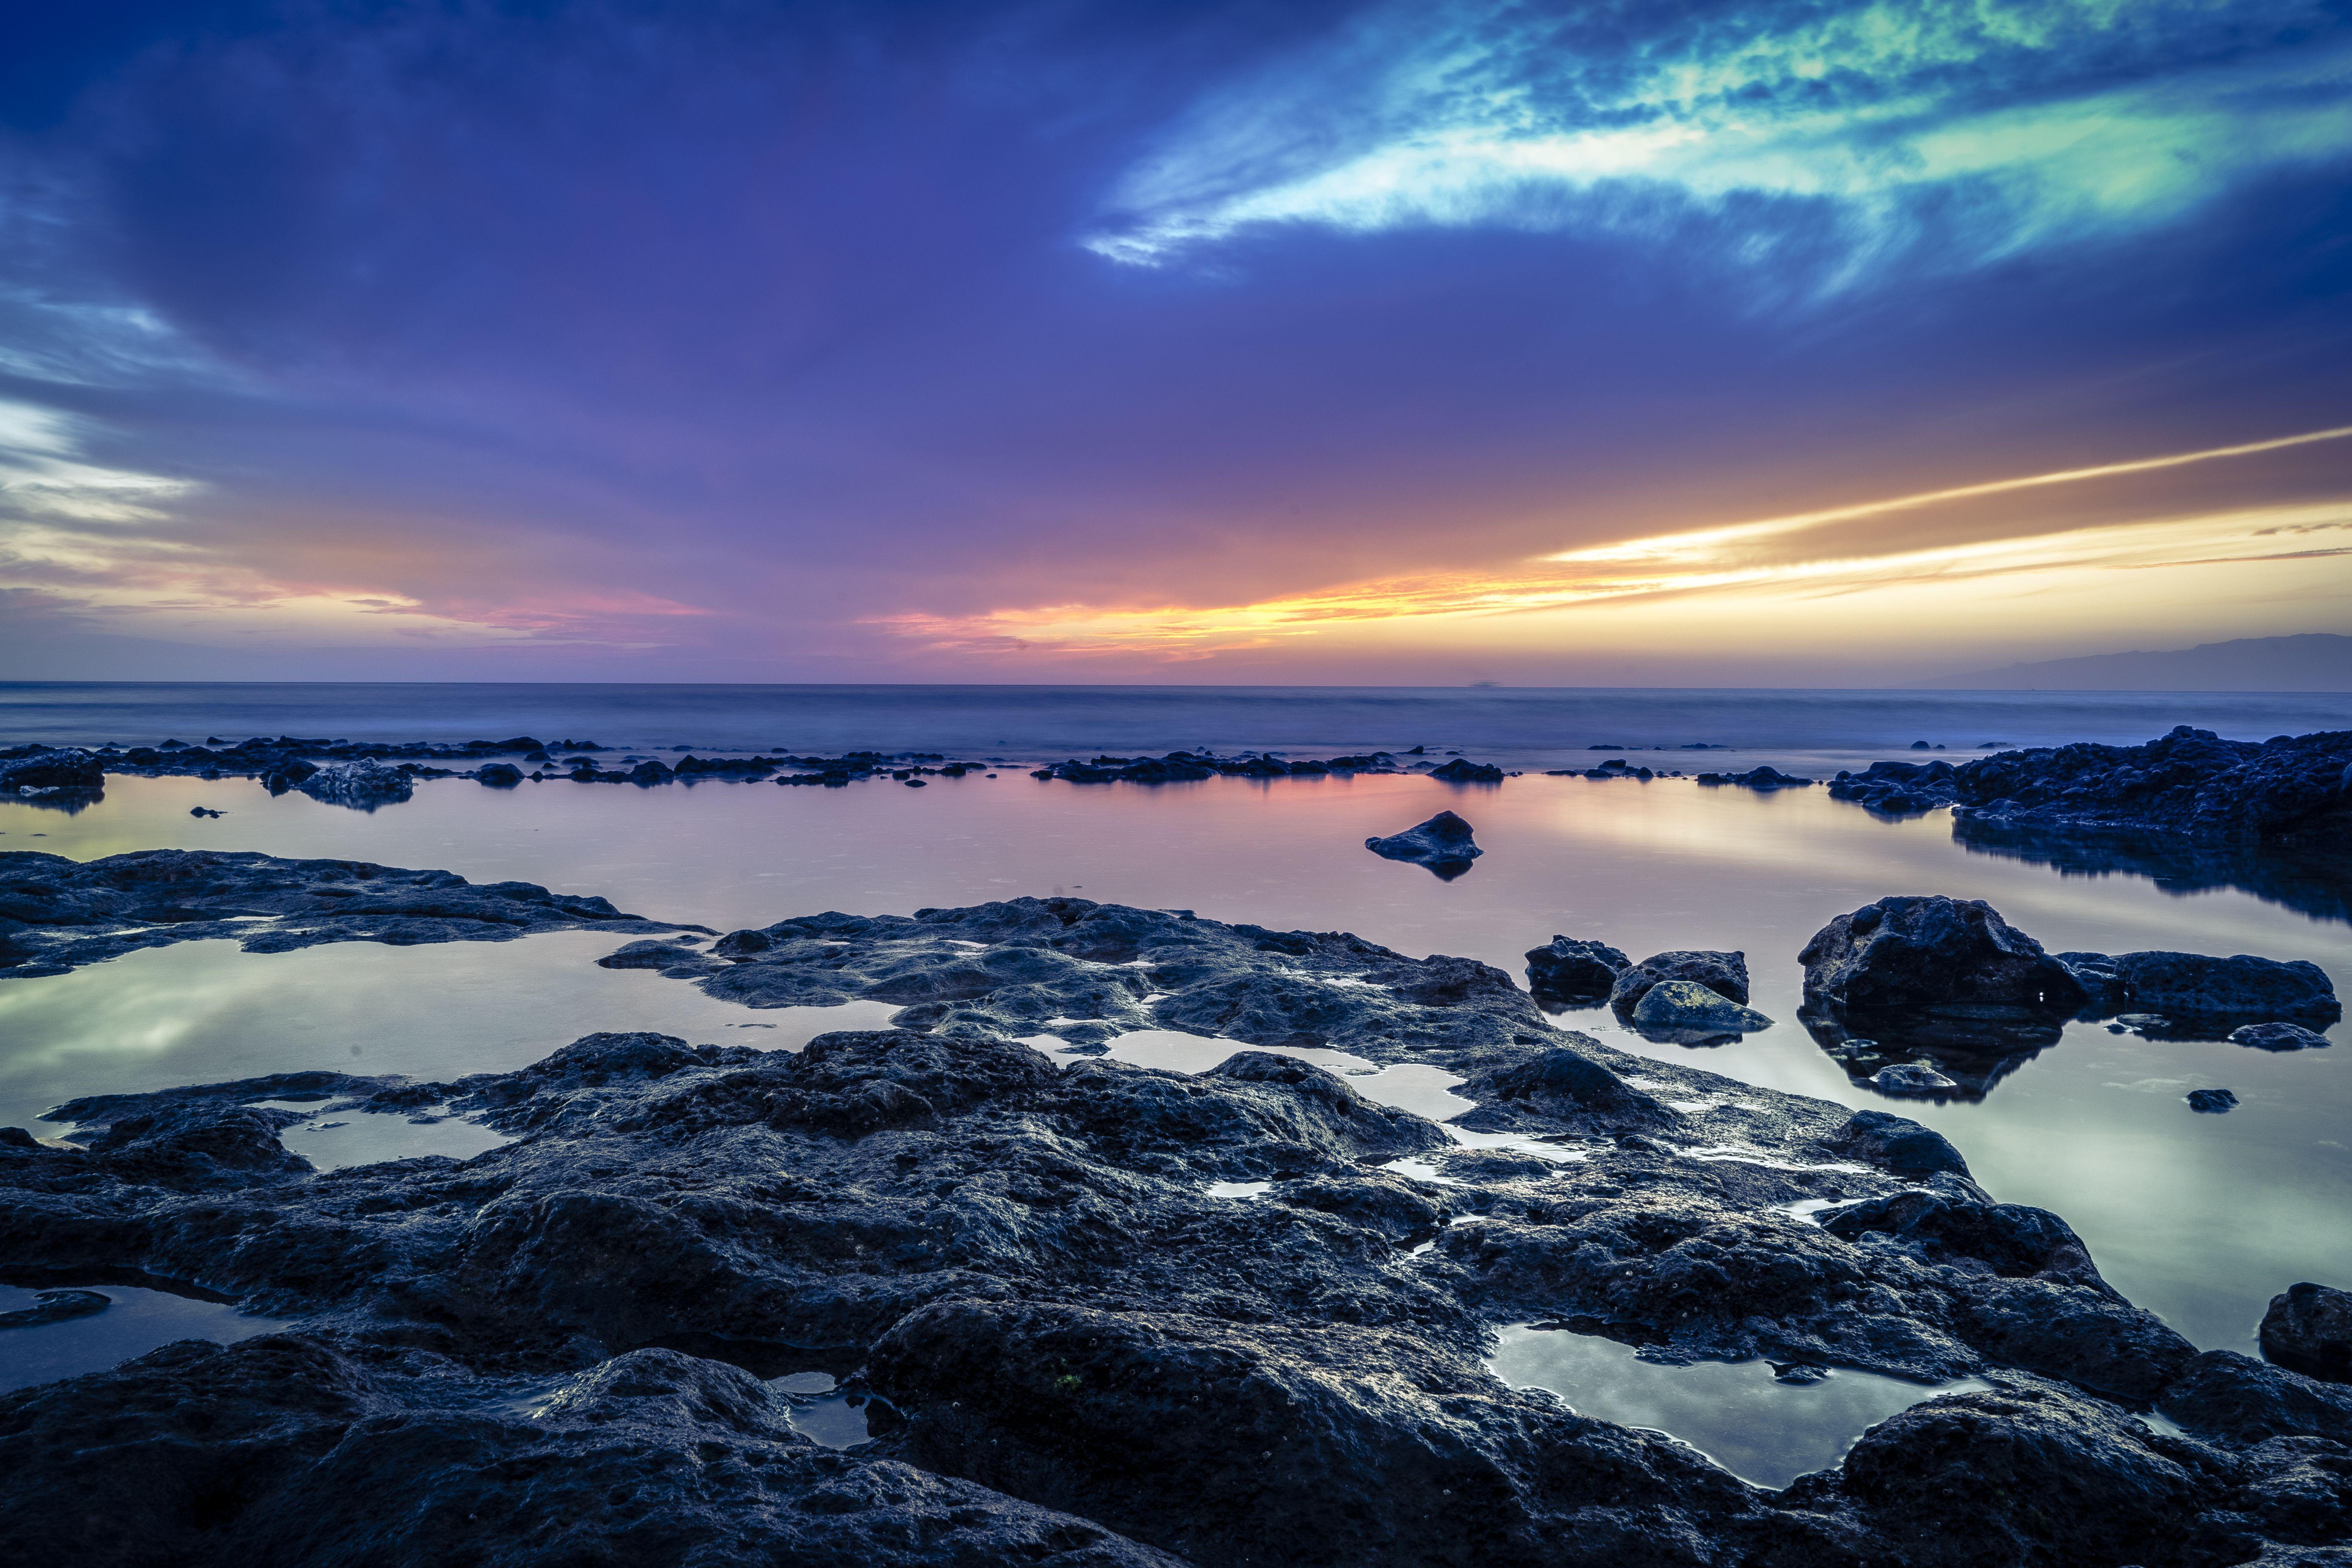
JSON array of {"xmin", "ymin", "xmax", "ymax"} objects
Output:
[
  {"xmin": 1489, "ymin": 1323, "xmax": 1992, "ymax": 1489},
  {"xmin": 1954, "ymin": 816, "xmax": 2352, "ymax": 925},
  {"xmin": 0, "ymin": 1276, "xmax": 287, "ymax": 1393}
]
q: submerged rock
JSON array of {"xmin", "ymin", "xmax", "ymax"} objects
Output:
[
  {"xmin": 1521, "ymin": 935, "xmax": 1628, "ymax": 1008},
  {"xmin": 0, "ymin": 1288, "xmax": 110, "ymax": 1329},
  {"xmin": 1364, "ymin": 810, "xmax": 1482, "ymax": 877},
  {"xmin": 2231, "ymin": 1022, "xmax": 2335, "ymax": 1051},
  {"xmin": 2263, "ymin": 1283, "xmax": 2352, "ymax": 1384}
]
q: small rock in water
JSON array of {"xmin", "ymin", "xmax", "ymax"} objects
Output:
[
  {"xmin": 1523, "ymin": 936, "xmax": 1629, "ymax": 1008},
  {"xmin": 296, "ymin": 758, "xmax": 414, "ymax": 808},
  {"xmin": 1770, "ymin": 1362, "xmax": 1831, "ymax": 1385},
  {"xmin": 1608, "ymin": 950, "xmax": 1750, "ymax": 1011},
  {"xmin": 1871, "ymin": 1059, "xmax": 1958, "ymax": 1093},
  {"xmin": 1363, "ymin": 810, "xmax": 1482, "ymax": 879},
  {"xmin": 1427, "ymin": 758, "xmax": 1504, "ymax": 783},
  {"xmin": 1629, "ymin": 979, "xmax": 1773, "ymax": 1037},
  {"xmin": 2184, "ymin": 1088, "xmax": 2238, "ymax": 1113},
  {"xmin": 2229, "ymin": 1021, "xmax": 2333, "ymax": 1051},
  {"xmin": 2261, "ymin": 1282, "xmax": 2352, "ymax": 1384},
  {"xmin": 0, "ymin": 1289, "xmax": 110, "ymax": 1330},
  {"xmin": 475, "ymin": 762, "xmax": 524, "ymax": 787},
  {"xmin": 189, "ymin": 806, "xmax": 224, "ymax": 818}
]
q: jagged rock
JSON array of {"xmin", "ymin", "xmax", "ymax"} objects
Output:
[
  {"xmin": 1800, "ymin": 896, "xmax": 2088, "ymax": 1048},
  {"xmin": 1363, "ymin": 810, "xmax": 1482, "ymax": 876},
  {"xmin": 2232, "ymin": 1022, "xmax": 2335, "ymax": 1051},
  {"xmin": 1607, "ymin": 949, "xmax": 1750, "ymax": 1011},
  {"xmin": 1629, "ymin": 978, "xmax": 1772, "ymax": 1037},
  {"xmin": 1522, "ymin": 936, "xmax": 1627, "ymax": 1008},
  {"xmin": 2263, "ymin": 1284, "xmax": 2352, "ymax": 1384}
]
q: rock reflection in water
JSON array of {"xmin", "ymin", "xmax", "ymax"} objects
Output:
[
  {"xmin": 1954, "ymin": 816, "xmax": 2352, "ymax": 926},
  {"xmin": 0, "ymin": 1277, "xmax": 287, "ymax": 1393},
  {"xmin": 1489, "ymin": 1323, "xmax": 1992, "ymax": 1490}
]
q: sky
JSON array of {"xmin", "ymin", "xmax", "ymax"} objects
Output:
[{"xmin": 1, "ymin": 0, "xmax": 2349, "ymax": 686}]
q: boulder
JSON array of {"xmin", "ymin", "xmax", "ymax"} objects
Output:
[
  {"xmin": 475, "ymin": 762, "xmax": 524, "ymax": 787},
  {"xmin": 1522, "ymin": 936, "xmax": 1628, "ymax": 1007},
  {"xmin": 1363, "ymin": 811, "xmax": 1482, "ymax": 878},
  {"xmin": 1427, "ymin": 758, "xmax": 1503, "ymax": 783},
  {"xmin": 2262, "ymin": 1283, "xmax": 2352, "ymax": 1384},
  {"xmin": 1629, "ymin": 979, "xmax": 1772, "ymax": 1037},
  {"xmin": 2101, "ymin": 951, "xmax": 2339, "ymax": 1030},
  {"xmin": 1799, "ymin": 896, "xmax": 2088, "ymax": 1042},
  {"xmin": 2185, "ymin": 1088, "xmax": 2238, "ymax": 1112},
  {"xmin": 1607, "ymin": 949, "xmax": 1750, "ymax": 1011}
]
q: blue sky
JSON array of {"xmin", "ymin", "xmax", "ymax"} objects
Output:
[{"xmin": 2, "ymin": 0, "xmax": 2349, "ymax": 683}]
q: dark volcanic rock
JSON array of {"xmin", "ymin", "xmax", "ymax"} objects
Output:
[
  {"xmin": 1629, "ymin": 979, "xmax": 1772, "ymax": 1038},
  {"xmin": 2160, "ymin": 1350, "xmax": 2352, "ymax": 1444},
  {"xmin": 1695, "ymin": 765, "xmax": 1813, "ymax": 789},
  {"xmin": 1429, "ymin": 757, "xmax": 1505, "ymax": 783},
  {"xmin": 2264, "ymin": 1284, "xmax": 2352, "ymax": 1385},
  {"xmin": 1800, "ymin": 896, "xmax": 2088, "ymax": 1049},
  {"xmin": 294, "ymin": 757, "xmax": 415, "ymax": 807},
  {"xmin": 1364, "ymin": 810, "xmax": 1483, "ymax": 876},
  {"xmin": 0, "ymin": 1335, "xmax": 1183, "ymax": 1567},
  {"xmin": 1829, "ymin": 758, "xmax": 1958, "ymax": 815},
  {"xmin": 0, "ymin": 849, "xmax": 686, "ymax": 977},
  {"xmin": 1, "ymin": 891, "xmax": 2338, "ymax": 1567},
  {"xmin": 1954, "ymin": 725, "xmax": 2352, "ymax": 848},
  {"xmin": 2186, "ymin": 1088, "xmax": 2239, "ymax": 1112},
  {"xmin": 475, "ymin": 761, "xmax": 524, "ymax": 786},
  {"xmin": 1607, "ymin": 949, "xmax": 1751, "ymax": 1011},
  {"xmin": 0, "ymin": 746, "xmax": 104, "ymax": 796},
  {"xmin": 1522, "ymin": 935, "xmax": 1628, "ymax": 1008}
]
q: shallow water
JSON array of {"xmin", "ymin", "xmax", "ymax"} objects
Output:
[
  {"xmin": 0, "ymin": 1281, "xmax": 287, "ymax": 1393},
  {"xmin": 1489, "ymin": 1324, "xmax": 1994, "ymax": 1489},
  {"xmin": 2, "ymin": 764, "xmax": 2346, "ymax": 1362}
]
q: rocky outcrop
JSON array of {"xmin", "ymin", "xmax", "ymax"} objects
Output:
[
  {"xmin": 0, "ymin": 895, "xmax": 2341, "ymax": 1567},
  {"xmin": 1695, "ymin": 766, "xmax": 1814, "ymax": 790},
  {"xmin": 1364, "ymin": 811, "xmax": 1483, "ymax": 878},
  {"xmin": 1953, "ymin": 725, "xmax": 2352, "ymax": 848},
  {"xmin": 2264, "ymin": 1284, "xmax": 2352, "ymax": 1385},
  {"xmin": 1800, "ymin": 896, "xmax": 2088, "ymax": 1050},
  {"xmin": 1522, "ymin": 936, "xmax": 1628, "ymax": 1008},
  {"xmin": 0, "ymin": 746, "xmax": 105, "ymax": 799},
  {"xmin": 0, "ymin": 849, "xmax": 686, "ymax": 978}
]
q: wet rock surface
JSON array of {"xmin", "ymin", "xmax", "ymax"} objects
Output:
[
  {"xmin": 2264, "ymin": 1285, "xmax": 2352, "ymax": 1385},
  {"xmin": 0, "ymin": 893, "xmax": 2341, "ymax": 1564},
  {"xmin": 1953, "ymin": 725, "xmax": 2352, "ymax": 848},
  {"xmin": 0, "ymin": 849, "xmax": 688, "ymax": 978},
  {"xmin": 1800, "ymin": 896, "xmax": 2088, "ymax": 1053}
]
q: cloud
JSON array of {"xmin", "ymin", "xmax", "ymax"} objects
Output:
[{"xmin": 1091, "ymin": 0, "xmax": 2352, "ymax": 284}]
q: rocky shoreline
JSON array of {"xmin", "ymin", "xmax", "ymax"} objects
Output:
[{"xmin": 3, "ymin": 856, "xmax": 2348, "ymax": 1565}]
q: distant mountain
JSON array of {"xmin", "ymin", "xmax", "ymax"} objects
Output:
[{"xmin": 1919, "ymin": 633, "xmax": 2352, "ymax": 692}]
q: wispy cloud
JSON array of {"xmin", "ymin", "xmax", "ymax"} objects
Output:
[
  {"xmin": 1091, "ymin": 0, "xmax": 2352, "ymax": 280},
  {"xmin": 873, "ymin": 424, "xmax": 2352, "ymax": 658}
]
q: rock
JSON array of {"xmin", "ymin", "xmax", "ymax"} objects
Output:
[
  {"xmin": 1363, "ymin": 810, "xmax": 1482, "ymax": 877},
  {"xmin": 0, "ymin": 1289, "xmax": 110, "ymax": 1329},
  {"xmin": 295, "ymin": 758, "xmax": 414, "ymax": 808},
  {"xmin": 1954, "ymin": 725, "xmax": 2352, "ymax": 848},
  {"xmin": 1606, "ymin": 949, "xmax": 1750, "ymax": 1011},
  {"xmin": 2160, "ymin": 1349, "xmax": 2352, "ymax": 1444},
  {"xmin": 1823, "ymin": 1109, "xmax": 1971, "ymax": 1178},
  {"xmin": 1629, "ymin": 978, "xmax": 1772, "ymax": 1037},
  {"xmin": 476, "ymin": 762, "xmax": 524, "ymax": 786},
  {"xmin": 2232, "ymin": 1022, "xmax": 2334, "ymax": 1051},
  {"xmin": 1799, "ymin": 896, "xmax": 2088, "ymax": 1047},
  {"xmin": 1873, "ymin": 1060, "xmax": 1958, "ymax": 1093},
  {"xmin": 1427, "ymin": 758, "xmax": 1504, "ymax": 783},
  {"xmin": 1829, "ymin": 759, "xmax": 1959, "ymax": 815},
  {"xmin": 627, "ymin": 759, "xmax": 675, "ymax": 785},
  {"xmin": 2263, "ymin": 1284, "xmax": 2352, "ymax": 1384},
  {"xmin": 2091, "ymin": 951, "xmax": 2340, "ymax": 1032},
  {"xmin": 2187, "ymin": 1088, "xmax": 2238, "ymax": 1112},
  {"xmin": 1522, "ymin": 935, "xmax": 1628, "ymax": 1008},
  {"xmin": 0, "ymin": 849, "xmax": 687, "ymax": 976},
  {"xmin": 1694, "ymin": 765, "xmax": 1813, "ymax": 789}
]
